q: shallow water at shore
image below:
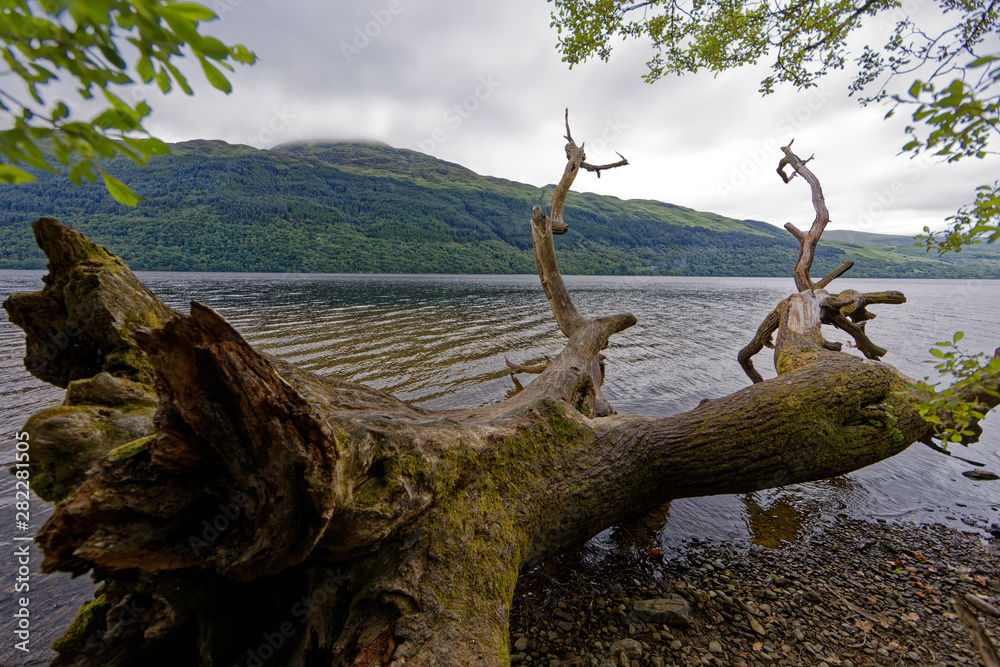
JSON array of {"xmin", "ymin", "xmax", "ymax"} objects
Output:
[{"xmin": 1, "ymin": 271, "xmax": 999, "ymax": 663}]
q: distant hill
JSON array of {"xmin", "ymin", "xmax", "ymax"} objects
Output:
[
  {"xmin": 823, "ymin": 229, "xmax": 1000, "ymax": 273},
  {"xmin": 0, "ymin": 140, "xmax": 996, "ymax": 278}
]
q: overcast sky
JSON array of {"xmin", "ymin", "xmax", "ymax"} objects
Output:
[{"xmin": 99, "ymin": 2, "xmax": 1000, "ymax": 236}]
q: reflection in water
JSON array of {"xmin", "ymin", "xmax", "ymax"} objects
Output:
[
  {"xmin": 742, "ymin": 492, "xmax": 805, "ymax": 549},
  {"xmin": 740, "ymin": 477, "xmax": 857, "ymax": 548},
  {"xmin": 578, "ymin": 478, "xmax": 864, "ymax": 564}
]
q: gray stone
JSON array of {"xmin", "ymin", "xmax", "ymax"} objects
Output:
[
  {"xmin": 514, "ymin": 637, "xmax": 529, "ymax": 652},
  {"xmin": 630, "ymin": 597, "xmax": 693, "ymax": 627},
  {"xmin": 709, "ymin": 641, "xmax": 723, "ymax": 654},
  {"xmin": 609, "ymin": 638, "xmax": 643, "ymax": 660}
]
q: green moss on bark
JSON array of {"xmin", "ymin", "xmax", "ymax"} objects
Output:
[
  {"xmin": 107, "ymin": 435, "xmax": 154, "ymax": 462},
  {"xmin": 51, "ymin": 594, "xmax": 110, "ymax": 654}
]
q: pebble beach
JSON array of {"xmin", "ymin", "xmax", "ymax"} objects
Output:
[{"xmin": 510, "ymin": 517, "xmax": 1000, "ymax": 666}]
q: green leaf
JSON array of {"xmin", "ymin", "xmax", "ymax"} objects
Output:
[
  {"xmin": 155, "ymin": 68, "xmax": 172, "ymax": 93},
  {"xmin": 164, "ymin": 61, "xmax": 193, "ymax": 94},
  {"xmin": 161, "ymin": 10, "xmax": 201, "ymax": 43},
  {"xmin": 167, "ymin": 3, "xmax": 218, "ymax": 21},
  {"xmin": 232, "ymin": 44, "xmax": 256, "ymax": 64},
  {"xmin": 69, "ymin": 160, "xmax": 98, "ymax": 185},
  {"xmin": 122, "ymin": 136, "xmax": 171, "ymax": 159},
  {"xmin": 0, "ymin": 164, "xmax": 38, "ymax": 184},
  {"xmin": 51, "ymin": 102, "xmax": 69, "ymax": 122},
  {"xmin": 199, "ymin": 56, "xmax": 232, "ymax": 93},
  {"xmin": 968, "ymin": 55, "xmax": 999, "ymax": 68},
  {"xmin": 101, "ymin": 170, "xmax": 145, "ymax": 207},
  {"xmin": 197, "ymin": 36, "xmax": 231, "ymax": 60},
  {"xmin": 137, "ymin": 55, "xmax": 154, "ymax": 83}
]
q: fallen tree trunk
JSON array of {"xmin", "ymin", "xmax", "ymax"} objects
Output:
[{"xmin": 7, "ymin": 120, "xmax": 999, "ymax": 667}]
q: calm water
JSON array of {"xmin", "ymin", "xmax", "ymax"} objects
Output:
[{"xmin": 2, "ymin": 271, "xmax": 999, "ymax": 662}]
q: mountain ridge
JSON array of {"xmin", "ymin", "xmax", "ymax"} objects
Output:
[{"xmin": 0, "ymin": 140, "xmax": 996, "ymax": 278}]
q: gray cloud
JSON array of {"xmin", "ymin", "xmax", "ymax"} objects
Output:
[{"xmin": 124, "ymin": 0, "xmax": 998, "ymax": 237}]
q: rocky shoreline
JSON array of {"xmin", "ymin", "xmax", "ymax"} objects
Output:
[{"xmin": 510, "ymin": 517, "xmax": 1000, "ymax": 666}]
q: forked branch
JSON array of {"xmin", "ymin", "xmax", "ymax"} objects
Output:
[
  {"xmin": 739, "ymin": 146, "xmax": 907, "ymax": 382},
  {"xmin": 517, "ymin": 111, "xmax": 633, "ymax": 415},
  {"xmin": 778, "ymin": 142, "xmax": 831, "ymax": 292}
]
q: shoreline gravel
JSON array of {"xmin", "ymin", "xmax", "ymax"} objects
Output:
[{"xmin": 510, "ymin": 517, "xmax": 1000, "ymax": 666}]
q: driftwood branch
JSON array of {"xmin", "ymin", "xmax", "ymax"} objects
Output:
[
  {"xmin": 815, "ymin": 260, "xmax": 855, "ymax": 289},
  {"xmin": 778, "ymin": 143, "xmax": 831, "ymax": 292},
  {"xmin": 738, "ymin": 146, "xmax": 906, "ymax": 382},
  {"xmin": 505, "ymin": 356, "xmax": 548, "ymax": 374},
  {"xmin": 581, "ymin": 152, "xmax": 629, "ymax": 178},
  {"xmin": 953, "ymin": 597, "xmax": 1000, "ymax": 667},
  {"xmin": 738, "ymin": 308, "xmax": 780, "ymax": 384}
]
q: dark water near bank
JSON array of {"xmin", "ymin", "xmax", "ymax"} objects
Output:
[{"xmin": 1, "ymin": 271, "xmax": 999, "ymax": 663}]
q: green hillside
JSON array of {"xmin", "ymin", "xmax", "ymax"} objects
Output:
[{"xmin": 0, "ymin": 139, "xmax": 995, "ymax": 278}]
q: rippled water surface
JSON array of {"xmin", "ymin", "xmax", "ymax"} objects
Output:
[{"xmin": 2, "ymin": 271, "xmax": 999, "ymax": 662}]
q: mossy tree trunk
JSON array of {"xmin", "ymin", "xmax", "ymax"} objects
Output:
[{"xmin": 6, "ymin": 121, "xmax": 999, "ymax": 667}]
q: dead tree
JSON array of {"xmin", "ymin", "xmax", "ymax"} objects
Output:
[{"xmin": 6, "ymin": 120, "xmax": 1000, "ymax": 667}]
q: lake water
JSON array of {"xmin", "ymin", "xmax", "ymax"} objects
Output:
[{"xmin": 2, "ymin": 271, "xmax": 999, "ymax": 663}]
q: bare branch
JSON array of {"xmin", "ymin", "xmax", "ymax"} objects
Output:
[
  {"xmin": 814, "ymin": 260, "xmax": 854, "ymax": 289},
  {"xmin": 778, "ymin": 144, "xmax": 831, "ymax": 292},
  {"xmin": 953, "ymin": 597, "xmax": 1000, "ymax": 667},
  {"xmin": 784, "ymin": 222, "xmax": 805, "ymax": 241},
  {"xmin": 532, "ymin": 205, "xmax": 587, "ymax": 336},
  {"xmin": 739, "ymin": 307, "xmax": 781, "ymax": 383},
  {"xmin": 822, "ymin": 310, "xmax": 888, "ymax": 360},
  {"xmin": 505, "ymin": 356, "xmax": 548, "ymax": 375},
  {"xmin": 581, "ymin": 152, "xmax": 629, "ymax": 178},
  {"xmin": 534, "ymin": 111, "xmax": 635, "ymax": 339}
]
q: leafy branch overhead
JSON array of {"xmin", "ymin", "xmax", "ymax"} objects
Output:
[
  {"xmin": 549, "ymin": 1, "xmax": 999, "ymax": 250},
  {"xmin": 0, "ymin": 0, "xmax": 256, "ymax": 205}
]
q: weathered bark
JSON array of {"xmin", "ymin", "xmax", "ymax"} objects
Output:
[
  {"xmin": 9, "ymin": 127, "xmax": 1000, "ymax": 667},
  {"xmin": 3, "ymin": 217, "xmax": 178, "ymax": 388}
]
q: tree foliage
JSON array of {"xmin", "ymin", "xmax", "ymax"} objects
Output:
[
  {"xmin": 0, "ymin": 0, "xmax": 255, "ymax": 205},
  {"xmin": 918, "ymin": 332, "xmax": 1000, "ymax": 445}
]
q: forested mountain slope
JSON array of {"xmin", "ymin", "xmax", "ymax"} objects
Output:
[{"xmin": 1, "ymin": 140, "xmax": 995, "ymax": 277}]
